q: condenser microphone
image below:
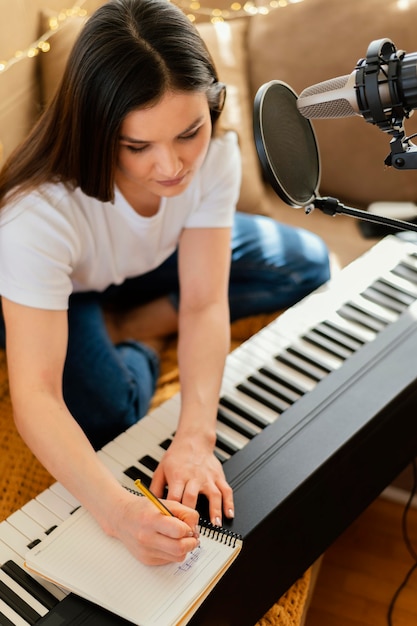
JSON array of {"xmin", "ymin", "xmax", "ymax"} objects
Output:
[
  {"xmin": 297, "ymin": 38, "xmax": 417, "ymax": 132},
  {"xmin": 253, "ymin": 79, "xmax": 417, "ymax": 232}
]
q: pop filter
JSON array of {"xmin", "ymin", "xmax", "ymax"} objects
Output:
[
  {"xmin": 253, "ymin": 79, "xmax": 417, "ymax": 233},
  {"xmin": 253, "ymin": 80, "xmax": 320, "ymax": 208}
]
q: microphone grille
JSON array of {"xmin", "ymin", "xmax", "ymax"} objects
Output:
[
  {"xmin": 298, "ymin": 99, "xmax": 357, "ymax": 118},
  {"xmin": 297, "ymin": 75, "xmax": 357, "ymax": 118}
]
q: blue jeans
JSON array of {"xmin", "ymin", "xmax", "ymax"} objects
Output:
[{"xmin": 0, "ymin": 212, "xmax": 330, "ymax": 448}]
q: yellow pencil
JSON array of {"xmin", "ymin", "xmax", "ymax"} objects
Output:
[{"xmin": 134, "ymin": 479, "xmax": 174, "ymax": 517}]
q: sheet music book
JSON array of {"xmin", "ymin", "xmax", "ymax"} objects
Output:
[{"xmin": 24, "ymin": 506, "xmax": 242, "ymax": 626}]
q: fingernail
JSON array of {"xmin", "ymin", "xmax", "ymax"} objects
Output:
[
  {"xmin": 228, "ymin": 508, "xmax": 234, "ymax": 518},
  {"xmin": 215, "ymin": 516, "xmax": 221, "ymax": 526}
]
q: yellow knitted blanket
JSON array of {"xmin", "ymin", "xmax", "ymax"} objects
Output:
[{"xmin": 0, "ymin": 313, "xmax": 312, "ymax": 625}]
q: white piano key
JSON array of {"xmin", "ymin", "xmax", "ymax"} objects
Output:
[
  {"xmin": 0, "ymin": 540, "xmax": 22, "ymax": 565},
  {"xmin": 326, "ymin": 311, "xmax": 377, "ymax": 344},
  {"xmin": 220, "ymin": 386, "xmax": 278, "ymax": 425},
  {"xmin": 6, "ymin": 510, "xmax": 45, "ymax": 541},
  {"xmin": 0, "ymin": 569, "xmax": 49, "ymax": 617},
  {"xmin": 0, "ymin": 522, "xmax": 33, "ymax": 559},
  {"xmin": 49, "ymin": 483, "xmax": 80, "ymax": 509},
  {"xmin": 101, "ymin": 440, "xmax": 153, "ymax": 479},
  {"xmin": 0, "ymin": 596, "xmax": 31, "ymax": 626},
  {"xmin": 291, "ymin": 338, "xmax": 344, "ymax": 371},
  {"xmin": 21, "ymin": 500, "xmax": 61, "ymax": 531},
  {"xmin": 215, "ymin": 421, "xmax": 250, "ymax": 450},
  {"xmin": 35, "ymin": 489, "xmax": 76, "ymax": 520},
  {"xmin": 349, "ymin": 293, "xmax": 399, "ymax": 324}
]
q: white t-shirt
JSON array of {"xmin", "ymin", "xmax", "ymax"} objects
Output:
[{"xmin": 0, "ymin": 132, "xmax": 241, "ymax": 310}]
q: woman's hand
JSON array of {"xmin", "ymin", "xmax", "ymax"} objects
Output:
[
  {"xmin": 150, "ymin": 433, "xmax": 234, "ymax": 527},
  {"xmin": 108, "ymin": 490, "xmax": 200, "ymax": 566}
]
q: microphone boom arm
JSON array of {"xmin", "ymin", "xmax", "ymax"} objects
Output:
[{"xmin": 311, "ymin": 196, "xmax": 417, "ymax": 233}]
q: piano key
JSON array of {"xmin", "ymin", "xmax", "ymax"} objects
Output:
[
  {"xmin": 337, "ymin": 302, "xmax": 387, "ymax": 333},
  {"xmin": 324, "ymin": 313, "xmax": 376, "ymax": 344},
  {"xmin": 236, "ymin": 380, "xmax": 290, "ymax": 414},
  {"xmin": 246, "ymin": 371, "xmax": 300, "ymax": 405},
  {"xmin": 312, "ymin": 321, "xmax": 364, "ymax": 352},
  {"xmin": 219, "ymin": 395, "xmax": 274, "ymax": 429},
  {"xmin": 353, "ymin": 292, "xmax": 400, "ymax": 323},
  {"xmin": 302, "ymin": 329, "xmax": 354, "ymax": 360},
  {"xmin": 215, "ymin": 420, "xmax": 251, "ymax": 450},
  {"xmin": 217, "ymin": 406, "xmax": 262, "ymax": 439},
  {"xmin": 392, "ymin": 261, "xmax": 417, "ymax": 284},
  {"xmin": 0, "ymin": 569, "xmax": 49, "ymax": 618},
  {"xmin": 0, "ymin": 523, "xmax": 36, "ymax": 558},
  {"xmin": 101, "ymin": 441, "xmax": 153, "ymax": 480},
  {"xmin": 257, "ymin": 367, "xmax": 306, "ymax": 400},
  {"xmin": 49, "ymin": 484, "xmax": 80, "ymax": 509},
  {"xmin": 0, "ymin": 543, "xmax": 66, "ymax": 604},
  {"xmin": 1, "ymin": 561, "xmax": 58, "ymax": 612},
  {"xmin": 221, "ymin": 386, "xmax": 280, "ymax": 425},
  {"xmin": 21, "ymin": 501, "xmax": 61, "ymax": 533},
  {"xmin": 224, "ymin": 337, "xmax": 316, "ymax": 394},
  {"xmin": 361, "ymin": 285, "xmax": 410, "ymax": 314},
  {"xmin": 373, "ymin": 277, "xmax": 417, "ymax": 306},
  {"xmin": 0, "ymin": 597, "xmax": 31, "ymax": 626},
  {"xmin": 384, "ymin": 268, "xmax": 417, "ymax": 297},
  {"xmin": 275, "ymin": 351, "xmax": 327, "ymax": 382},
  {"xmin": 6, "ymin": 512, "xmax": 45, "ymax": 543},
  {"xmin": 35, "ymin": 489, "xmax": 76, "ymax": 521},
  {"xmin": 288, "ymin": 339, "xmax": 343, "ymax": 371}
]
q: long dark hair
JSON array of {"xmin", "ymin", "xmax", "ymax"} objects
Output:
[{"xmin": 0, "ymin": 0, "xmax": 225, "ymax": 205}]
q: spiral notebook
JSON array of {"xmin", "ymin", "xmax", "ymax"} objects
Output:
[{"xmin": 24, "ymin": 506, "xmax": 242, "ymax": 626}]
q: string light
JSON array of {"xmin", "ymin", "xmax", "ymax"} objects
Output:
[
  {"xmin": 0, "ymin": 0, "xmax": 305, "ymax": 73},
  {"xmin": 0, "ymin": 4, "xmax": 88, "ymax": 75}
]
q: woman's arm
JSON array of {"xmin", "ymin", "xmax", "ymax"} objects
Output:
[
  {"xmin": 151, "ymin": 226, "xmax": 235, "ymax": 526},
  {"xmin": 2, "ymin": 297, "xmax": 199, "ymax": 564}
]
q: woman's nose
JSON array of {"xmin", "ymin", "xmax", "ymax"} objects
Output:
[{"xmin": 156, "ymin": 146, "xmax": 182, "ymax": 178}]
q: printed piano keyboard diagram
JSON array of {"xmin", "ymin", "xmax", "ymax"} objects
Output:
[{"xmin": 2, "ymin": 234, "xmax": 417, "ymax": 625}]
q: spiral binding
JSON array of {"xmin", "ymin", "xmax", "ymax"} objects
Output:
[{"xmin": 199, "ymin": 519, "xmax": 242, "ymax": 547}]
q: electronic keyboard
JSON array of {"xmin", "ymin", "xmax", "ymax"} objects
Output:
[{"xmin": 2, "ymin": 235, "xmax": 417, "ymax": 625}]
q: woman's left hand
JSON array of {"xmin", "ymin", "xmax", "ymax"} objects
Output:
[{"xmin": 150, "ymin": 433, "xmax": 234, "ymax": 527}]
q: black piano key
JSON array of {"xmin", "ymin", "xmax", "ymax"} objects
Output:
[
  {"xmin": 219, "ymin": 395, "xmax": 271, "ymax": 428},
  {"xmin": 247, "ymin": 372, "xmax": 300, "ymax": 405},
  {"xmin": 217, "ymin": 407, "xmax": 259, "ymax": 439},
  {"xmin": 123, "ymin": 466, "xmax": 151, "ymax": 486},
  {"xmin": 0, "ymin": 609, "xmax": 15, "ymax": 626},
  {"xmin": 0, "ymin": 579, "xmax": 40, "ymax": 624},
  {"xmin": 320, "ymin": 319, "xmax": 366, "ymax": 349},
  {"xmin": 376, "ymin": 278, "xmax": 417, "ymax": 305},
  {"xmin": 360, "ymin": 286, "xmax": 408, "ymax": 314},
  {"xmin": 302, "ymin": 329, "xmax": 353, "ymax": 360},
  {"xmin": 215, "ymin": 434, "xmax": 239, "ymax": 456},
  {"xmin": 392, "ymin": 261, "xmax": 417, "ymax": 285},
  {"xmin": 337, "ymin": 302, "xmax": 387, "ymax": 333},
  {"xmin": 237, "ymin": 381, "xmax": 288, "ymax": 414},
  {"xmin": 26, "ymin": 539, "xmax": 41, "ymax": 550},
  {"xmin": 287, "ymin": 346, "xmax": 334, "ymax": 373},
  {"xmin": 213, "ymin": 448, "xmax": 229, "ymax": 464},
  {"xmin": 1, "ymin": 561, "xmax": 58, "ymax": 611},
  {"xmin": 138, "ymin": 455, "xmax": 159, "ymax": 472},
  {"xmin": 258, "ymin": 366, "xmax": 308, "ymax": 398},
  {"xmin": 159, "ymin": 438, "xmax": 172, "ymax": 451},
  {"xmin": 275, "ymin": 352, "xmax": 326, "ymax": 382}
]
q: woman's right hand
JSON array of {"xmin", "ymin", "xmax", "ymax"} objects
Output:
[{"xmin": 108, "ymin": 491, "xmax": 200, "ymax": 565}]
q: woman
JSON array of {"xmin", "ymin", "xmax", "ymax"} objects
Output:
[{"xmin": 0, "ymin": 0, "xmax": 330, "ymax": 564}]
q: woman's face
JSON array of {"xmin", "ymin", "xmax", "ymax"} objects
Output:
[{"xmin": 116, "ymin": 90, "xmax": 212, "ymax": 206}]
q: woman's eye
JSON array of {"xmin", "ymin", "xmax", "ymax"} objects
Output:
[
  {"xmin": 180, "ymin": 128, "xmax": 200, "ymax": 141},
  {"xmin": 126, "ymin": 144, "xmax": 148, "ymax": 153}
]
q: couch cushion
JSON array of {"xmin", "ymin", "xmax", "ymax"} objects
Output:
[
  {"xmin": 248, "ymin": 0, "xmax": 417, "ymax": 208},
  {"xmin": 39, "ymin": 11, "xmax": 269, "ymax": 215}
]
